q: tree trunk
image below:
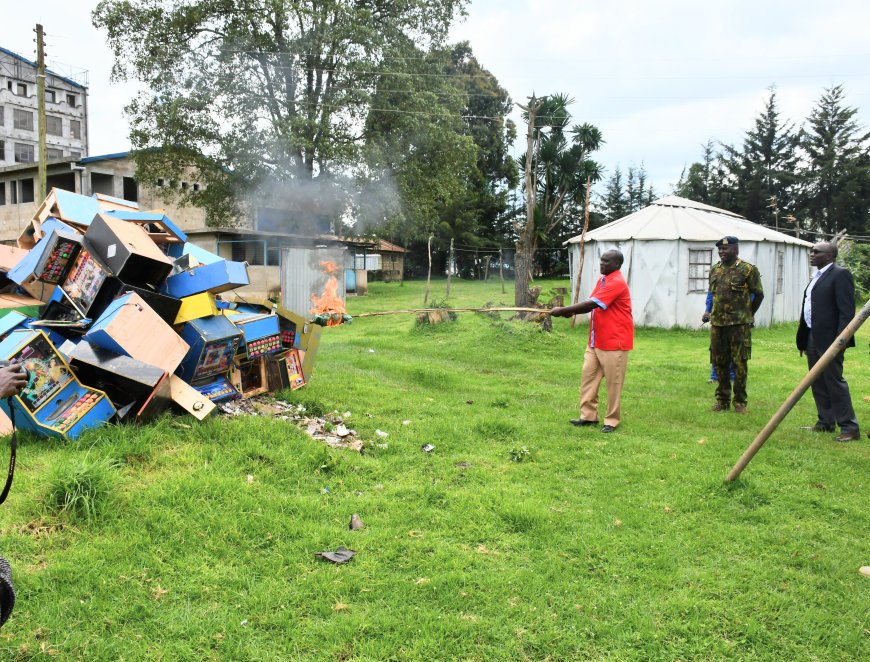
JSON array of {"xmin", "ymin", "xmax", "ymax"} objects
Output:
[
  {"xmin": 423, "ymin": 234, "xmax": 433, "ymax": 306},
  {"xmin": 514, "ymin": 238, "xmax": 536, "ymax": 307},
  {"xmin": 515, "ymin": 97, "xmax": 540, "ymax": 308}
]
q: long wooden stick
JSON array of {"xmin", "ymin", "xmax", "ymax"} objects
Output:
[
  {"xmin": 726, "ymin": 297, "xmax": 870, "ymax": 482},
  {"xmin": 352, "ymin": 307, "xmax": 547, "ymax": 318},
  {"xmin": 570, "ymin": 175, "xmax": 593, "ymax": 329}
]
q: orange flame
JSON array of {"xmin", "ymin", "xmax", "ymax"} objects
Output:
[{"xmin": 310, "ymin": 261, "xmax": 346, "ymax": 326}]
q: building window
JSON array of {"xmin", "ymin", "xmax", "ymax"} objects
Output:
[
  {"xmin": 0, "ymin": 140, "xmax": 4, "ymax": 160},
  {"xmin": 69, "ymin": 150, "xmax": 81, "ymax": 159},
  {"xmin": 156, "ymin": 178, "xmax": 165, "ymax": 187},
  {"xmin": 13, "ymin": 109, "xmax": 34, "ymax": 131},
  {"xmin": 46, "ymin": 115, "xmax": 62, "ymax": 136},
  {"xmin": 776, "ymin": 251, "xmax": 784, "ymax": 294},
  {"xmin": 46, "ymin": 147, "xmax": 64, "ymax": 160},
  {"xmin": 14, "ymin": 143, "xmax": 34, "ymax": 163},
  {"xmin": 10, "ymin": 181, "xmax": 17, "ymax": 204},
  {"xmin": 70, "ymin": 120, "xmax": 81, "ymax": 139},
  {"xmin": 66, "ymin": 93, "xmax": 76, "ymax": 107},
  {"xmin": 46, "ymin": 90, "xmax": 56, "ymax": 103},
  {"xmin": 181, "ymin": 181, "xmax": 189, "ymax": 190},
  {"xmin": 0, "ymin": 182, "xmax": 5, "ymax": 206},
  {"xmin": 688, "ymin": 249, "xmax": 713, "ymax": 292},
  {"xmin": 16, "ymin": 82, "xmax": 27, "ymax": 97},
  {"xmin": 193, "ymin": 183, "xmax": 200, "ymax": 191},
  {"xmin": 19, "ymin": 179, "xmax": 34, "ymax": 204},
  {"xmin": 0, "ymin": 107, "xmax": 4, "ymax": 126}
]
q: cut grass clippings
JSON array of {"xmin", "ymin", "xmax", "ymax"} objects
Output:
[{"xmin": 0, "ymin": 277, "xmax": 867, "ymax": 660}]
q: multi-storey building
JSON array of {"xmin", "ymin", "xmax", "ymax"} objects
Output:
[{"xmin": 0, "ymin": 46, "xmax": 88, "ymax": 169}]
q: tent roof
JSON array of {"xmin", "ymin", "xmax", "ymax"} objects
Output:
[{"xmin": 566, "ymin": 195, "xmax": 813, "ymax": 247}]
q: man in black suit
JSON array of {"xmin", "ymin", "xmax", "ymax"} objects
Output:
[{"xmin": 796, "ymin": 242, "xmax": 860, "ymax": 442}]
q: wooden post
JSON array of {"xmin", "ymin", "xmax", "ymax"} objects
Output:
[
  {"xmin": 446, "ymin": 237, "xmax": 454, "ymax": 298},
  {"xmin": 570, "ymin": 175, "xmax": 593, "ymax": 329},
  {"xmin": 36, "ymin": 23, "xmax": 47, "ymax": 202},
  {"xmin": 423, "ymin": 233, "xmax": 433, "ymax": 306},
  {"xmin": 499, "ymin": 248, "xmax": 505, "ymax": 294},
  {"xmin": 483, "ymin": 255, "xmax": 491, "ymax": 281},
  {"xmin": 726, "ymin": 297, "xmax": 870, "ymax": 482}
]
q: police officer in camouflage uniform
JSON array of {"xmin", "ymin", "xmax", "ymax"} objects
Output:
[{"xmin": 701, "ymin": 236, "xmax": 764, "ymax": 413}]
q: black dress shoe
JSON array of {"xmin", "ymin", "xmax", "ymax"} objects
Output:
[
  {"xmin": 601, "ymin": 425, "xmax": 616, "ymax": 433},
  {"xmin": 570, "ymin": 419, "xmax": 599, "ymax": 427},
  {"xmin": 835, "ymin": 431, "xmax": 860, "ymax": 442},
  {"xmin": 809, "ymin": 423, "xmax": 835, "ymax": 432}
]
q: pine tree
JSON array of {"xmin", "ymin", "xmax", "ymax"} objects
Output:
[
  {"xmin": 600, "ymin": 167, "xmax": 628, "ymax": 222},
  {"xmin": 721, "ymin": 89, "xmax": 799, "ymax": 226},
  {"xmin": 797, "ymin": 85, "xmax": 870, "ymax": 236}
]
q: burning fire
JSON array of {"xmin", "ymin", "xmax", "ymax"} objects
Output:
[{"xmin": 310, "ymin": 261, "xmax": 347, "ymax": 327}]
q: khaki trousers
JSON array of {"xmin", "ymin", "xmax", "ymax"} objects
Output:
[{"xmin": 579, "ymin": 346, "xmax": 629, "ymax": 428}]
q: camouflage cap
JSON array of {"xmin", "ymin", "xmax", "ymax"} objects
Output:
[{"xmin": 715, "ymin": 236, "xmax": 739, "ymax": 247}]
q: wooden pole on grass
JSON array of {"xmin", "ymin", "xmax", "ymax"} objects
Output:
[
  {"xmin": 446, "ymin": 237, "xmax": 453, "ymax": 299},
  {"xmin": 726, "ymin": 297, "xmax": 870, "ymax": 482},
  {"xmin": 570, "ymin": 175, "xmax": 593, "ymax": 329},
  {"xmin": 423, "ymin": 233, "xmax": 433, "ymax": 306},
  {"xmin": 499, "ymin": 248, "xmax": 505, "ymax": 294}
]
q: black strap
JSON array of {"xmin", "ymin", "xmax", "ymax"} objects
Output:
[{"xmin": 0, "ymin": 400, "xmax": 16, "ymax": 507}]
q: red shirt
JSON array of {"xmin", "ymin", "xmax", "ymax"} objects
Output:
[{"xmin": 588, "ymin": 269, "xmax": 634, "ymax": 350}]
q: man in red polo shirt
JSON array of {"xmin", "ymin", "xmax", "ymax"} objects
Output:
[{"xmin": 551, "ymin": 249, "xmax": 634, "ymax": 433}]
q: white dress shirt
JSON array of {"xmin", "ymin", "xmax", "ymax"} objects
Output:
[{"xmin": 803, "ymin": 263, "xmax": 833, "ymax": 328}]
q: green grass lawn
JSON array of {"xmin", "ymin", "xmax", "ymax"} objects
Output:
[{"xmin": 0, "ymin": 278, "xmax": 867, "ymax": 660}]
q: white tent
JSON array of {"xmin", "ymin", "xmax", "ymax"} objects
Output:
[{"xmin": 564, "ymin": 196, "xmax": 813, "ymax": 328}]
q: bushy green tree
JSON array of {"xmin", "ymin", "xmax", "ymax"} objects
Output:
[{"xmin": 93, "ymin": 0, "xmax": 467, "ymax": 224}]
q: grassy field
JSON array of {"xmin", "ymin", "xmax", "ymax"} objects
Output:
[{"xmin": 0, "ymin": 277, "xmax": 867, "ymax": 660}]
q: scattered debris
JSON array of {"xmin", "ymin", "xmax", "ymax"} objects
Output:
[
  {"xmin": 421, "ymin": 444, "xmax": 435, "ymax": 453},
  {"xmin": 218, "ymin": 396, "xmax": 364, "ymax": 451},
  {"xmin": 316, "ymin": 547, "xmax": 356, "ymax": 564},
  {"xmin": 375, "ymin": 429, "xmax": 389, "ymax": 438},
  {"xmin": 860, "ymin": 566, "xmax": 870, "ymax": 577},
  {"xmin": 509, "ymin": 446, "xmax": 531, "ymax": 462},
  {"xmin": 349, "ymin": 514, "xmax": 365, "ymax": 530},
  {"xmin": 402, "ymin": 420, "xmax": 411, "ymax": 426}
]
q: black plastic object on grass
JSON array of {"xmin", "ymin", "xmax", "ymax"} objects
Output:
[{"xmin": 316, "ymin": 546, "xmax": 356, "ymax": 564}]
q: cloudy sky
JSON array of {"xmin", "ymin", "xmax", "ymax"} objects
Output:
[{"xmin": 5, "ymin": 1, "xmax": 869, "ymax": 194}]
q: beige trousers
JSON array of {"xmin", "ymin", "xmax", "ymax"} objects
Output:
[{"xmin": 579, "ymin": 346, "xmax": 629, "ymax": 427}]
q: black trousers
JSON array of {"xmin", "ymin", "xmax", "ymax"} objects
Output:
[{"xmin": 806, "ymin": 335, "xmax": 859, "ymax": 434}]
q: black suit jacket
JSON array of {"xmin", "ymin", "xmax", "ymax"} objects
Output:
[{"xmin": 796, "ymin": 263, "xmax": 856, "ymax": 352}]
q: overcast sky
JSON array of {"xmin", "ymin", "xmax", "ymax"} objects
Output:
[{"xmin": 5, "ymin": 1, "xmax": 869, "ymax": 195}]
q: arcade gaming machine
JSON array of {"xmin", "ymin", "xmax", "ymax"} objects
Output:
[
  {"xmin": 0, "ymin": 330, "xmax": 116, "ymax": 439},
  {"xmin": 177, "ymin": 315, "xmax": 243, "ymax": 402}
]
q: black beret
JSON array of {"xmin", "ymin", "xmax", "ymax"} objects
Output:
[{"xmin": 715, "ymin": 236, "xmax": 739, "ymax": 247}]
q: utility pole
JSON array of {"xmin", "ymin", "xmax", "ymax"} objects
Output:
[
  {"xmin": 768, "ymin": 196, "xmax": 779, "ymax": 232},
  {"xmin": 36, "ymin": 23, "xmax": 47, "ymax": 201}
]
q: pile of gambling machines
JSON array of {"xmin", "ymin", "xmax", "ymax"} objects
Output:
[{"xmin": 0, "ymin": 190, "xmax": 321, "ymax": 440}]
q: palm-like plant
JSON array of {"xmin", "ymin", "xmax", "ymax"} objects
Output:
[{"xmin": 514, "ymin": 96, "xmax": 603, "ymax": 306}]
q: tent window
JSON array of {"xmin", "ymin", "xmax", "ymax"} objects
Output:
[
  {"xmin": 776, "ymin": 251, "xmax": 784, "ymax": 294},
  {"xmin": 688, "ymin": 249, "xmax": 712, "ymax": 292}
]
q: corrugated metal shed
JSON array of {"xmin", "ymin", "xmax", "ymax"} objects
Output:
[{"xmin": 280, "ymin": 246, "xmax": 347, "ymax": 319}]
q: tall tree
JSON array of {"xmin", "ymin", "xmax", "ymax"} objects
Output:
[
  {"xmin": 797, "ymin": 85, "xmax": 870, "ymax": 236},
  {"xmin": 600, "ymin": 167, "xmax": 628, "ymax": 223},
  {"xmin": 720, "ymin": 89, "xmax": 799, "ymax": 225},
  {"xmin": 674, "ymin": 141, "xmax": 717, "ymax": 203},
  {"xmin": 515, "ymin": 95, "xmax": 603, "ymax": 306},
  {"xmin": 93, "ymin": 0, "xmax": 467, "ymax": 224},
  {"xmin": 442, "ymin": 42, "xmax": 518, "ymax": 247}
]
